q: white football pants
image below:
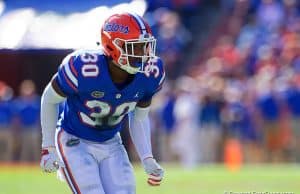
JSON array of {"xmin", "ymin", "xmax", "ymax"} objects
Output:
[{"xmin": 55, "ymin": 128, "xmax": 136, "ymax": 194}]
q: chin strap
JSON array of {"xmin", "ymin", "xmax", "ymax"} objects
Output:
[{"xmin": 119, "ymin": 64, "xmax": 141, "ymax": 74}]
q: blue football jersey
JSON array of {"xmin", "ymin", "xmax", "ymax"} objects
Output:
[{"xmin": 55, "ymin": 49, "xmax": 165, "ymax": 142}]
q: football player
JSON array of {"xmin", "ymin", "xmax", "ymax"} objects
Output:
[{"xmin": 40, "ymin": 13, "xmax": 165, "ymax": 194}]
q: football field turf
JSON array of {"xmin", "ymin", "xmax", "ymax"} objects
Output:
[{"xmin": 0, "ymin": 164, "xmax": 299, "ymax": 194}]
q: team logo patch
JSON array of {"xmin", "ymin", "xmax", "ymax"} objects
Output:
[
  {"xmin": 66, "ymin": 139, "xmax": 80, "ymax": 147},
  {"xmin": 91, "ymin": 91, "xmax": 105, "ymax": 98},
  {"xmin": 104, "ymin": 22, "xmax": 129, "ymax": 34},
  {"xmin": 115, "ymin": 93, "xmax": 122, "ymax": 99}
]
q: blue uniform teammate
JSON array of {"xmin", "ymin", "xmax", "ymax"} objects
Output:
[{"xmin": 40, "ymin": 13, "xmax": 165, "ymax": 194}]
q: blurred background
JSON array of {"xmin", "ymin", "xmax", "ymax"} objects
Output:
[{"xmin": 0, "ymin": 0, "xmax": 300, "ymax": 193}]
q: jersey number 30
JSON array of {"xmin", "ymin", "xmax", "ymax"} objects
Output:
[
  {"xmin": 78, "ymin": 53, "xmax": 137, "ymax": 128},
  {"xmin": 79, "ymin": 101, "xmax": 137, "ymax": 128}
]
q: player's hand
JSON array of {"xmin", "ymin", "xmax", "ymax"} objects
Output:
[
  {"xmin": 142, "ymin": 157, "xmax": 164, "ymax": 186},
  {"xmin": 40, "ymin": 147, "xmax": 64, "ymax": 173}
]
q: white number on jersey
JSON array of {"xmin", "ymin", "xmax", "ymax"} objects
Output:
[
  {"xmin": 82, "ymin": 64, "xmax": 99, "ymax": 77},
  {"xmin": 80, "ymin": 53, "xmax": 99, "ymax": 77},
  {"xmin": 79, "ymin": 101, "xmax": 137, "ymax": 127},
  {"xmin": 80, "ymin": 53, "xmax": 98, "ymax": 63},
  {"xmin": 144, "ymin": 63, "xmax": 160, "ymax": 78}
]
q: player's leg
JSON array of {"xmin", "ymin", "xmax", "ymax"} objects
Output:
[
  {"xmin": 99, "ymin": 145, "xmax": 136, "ymax": 194},
  {"xmin": 0, "ymin": 129, "xmax": 14, "ymax": 161},
  {"xmin": 20, "ymin": 130, "xmax": 31, "ymax": 161},
  {"xmin": 56, "ymin": 128, "xmax": 105, "ymax": 194},
  {"xmin": 31, "ymin": 129, "xmax": 41, "ymax": 161}
]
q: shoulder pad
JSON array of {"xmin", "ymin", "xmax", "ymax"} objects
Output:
[
  {"xmin": 60, "ymin": 49, "xmax": 105, "ymax": 76},
  {"xmin": 56, "ymin": 49, "xmax": 105, "ymax": 95}
]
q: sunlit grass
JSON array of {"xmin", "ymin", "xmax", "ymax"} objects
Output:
[{"xmin": 0, "ymin": 164, "xmax": 299, "ymax": 194}]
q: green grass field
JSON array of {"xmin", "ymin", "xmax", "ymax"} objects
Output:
[{"xmin": 0, "ymin": 164, "xmax": 299, "ymax": 194}]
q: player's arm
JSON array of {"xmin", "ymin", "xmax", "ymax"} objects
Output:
[
  {"xmin": 41, "ymin": 53, "xmax": 79, "ymax": 149},
  {"xmin": 129, "ymin": 99, "xmax": 164, "ymax": 186},
  {"xmin": 41, "ymin": 76, "xmax": 66, "ymax": 147},
  {"xmin": 40, "ymin": 52, "xmax": 80, "ymax": 173},
  {"xmin": 40, "ymin": 76, "xmax": 66, "ymax": 173}
]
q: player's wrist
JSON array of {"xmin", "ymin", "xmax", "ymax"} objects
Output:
[
  {"xmin": 142, "ymin": 156, "xmax": 153, "ymax": 162},
  {"xmin": 41, "ymin": 139, "xmax": 56, "ymax": 148},
  {"xmin": 42, "ymin": 146, "xmax": 56, "ymax": 149},
  {"xmin": 142, "ymin": 155, "xmax": 154, "ymax": 163}
]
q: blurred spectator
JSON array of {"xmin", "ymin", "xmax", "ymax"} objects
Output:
[
  {"xmin": 198, "ymin": 76, "xmax": 224, "ymax": 163},
  {"xmin": 211, "ymin": 36, "xmax": 242, "ymax": 75},
  {"xmin": 171, "ymin": 76, "xmax": 199, "ymax": 168},
  {"xmin": 0, "ymin": 81, "xmax": 14, "ymax": 162},
  {"xmin": 256, "ymin": 0, "xmax": 284, "ymax": 32},
  {"xmin": 284, "ymin": 74, "xmax": 300, "ymax": 162},
  {"xmin": 159, "ymin": 83, "xmax": 177, "ymax": 162},
  {"xmin": 222, "ymin": 79, "xmax": 261, "ymax": 163},
  {"xmin": 283, "ymin": 0, "xmax": 300, "ymax": 30},
  {"xmin": 14, "ymin": 80, "xmax": 40, "ymax": 162},
  {"xmin": 254, "ymin": 68, "xmax": 284, "ymax": 162},
  {"xmin": 150, "ymin": 9, "xmax": 191, "ymax": 78}
]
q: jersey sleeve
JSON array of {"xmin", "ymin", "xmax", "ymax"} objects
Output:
[
  {"xmin": 140, "ymin": 58, "xmax": 166, "ymax": 102},
  {"xmin": 55, "ymin": 52, "xmax": 81, "ymax": 96}
]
